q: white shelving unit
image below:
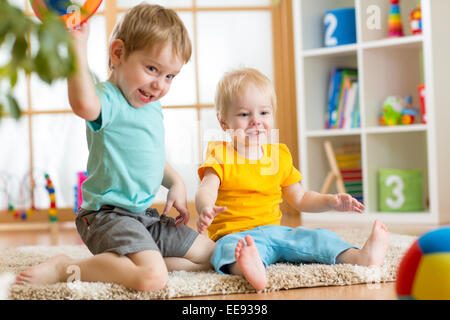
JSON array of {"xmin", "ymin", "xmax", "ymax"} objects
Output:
[{"xmin": 292, "ymin": 0, "xmax": 450, "ymax": 225}]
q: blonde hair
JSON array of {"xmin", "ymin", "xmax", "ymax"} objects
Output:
[
  {"xmin": 215, "ymin": 68, "xmax": 277, "ymax": 119},
  {"xmin": 109, "ymin": 3, "xmax": 192, "ymax": 69}
]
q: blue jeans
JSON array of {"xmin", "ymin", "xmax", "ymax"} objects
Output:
[{"xmin": 211, "ymin": 225, "xmax": 358, "ymax": 274}]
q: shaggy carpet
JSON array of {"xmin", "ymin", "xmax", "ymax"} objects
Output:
[{"xmin": 0, "ymin": 228, "xmax": 416, "ymax": 300}]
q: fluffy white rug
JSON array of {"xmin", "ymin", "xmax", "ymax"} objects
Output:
[{"xmin": 0, "ymin": 228, "xmax": 416, "ymax": 300}]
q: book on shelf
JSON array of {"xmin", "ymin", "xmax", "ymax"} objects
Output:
[{"xmin": 325, "ymin": 67, "xmax": 360, "ymax": 129}]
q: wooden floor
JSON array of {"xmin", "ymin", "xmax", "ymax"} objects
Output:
[{"xmin": 0, "ymin": 214, "xmax": 437, "ymax": 300}]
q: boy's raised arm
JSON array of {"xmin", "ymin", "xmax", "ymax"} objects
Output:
[{"xmin": 67, "ymin": 22, "xmax": 101, "ymax": 121}]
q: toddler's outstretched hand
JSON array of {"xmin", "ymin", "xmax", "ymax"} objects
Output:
[
  {"xmin": 330, "ymin": 193, "xmax": 365, "ymax": 213},
  {"xmin": 197, "ymin": 206, "xmax": 227, "ymax": 234}
]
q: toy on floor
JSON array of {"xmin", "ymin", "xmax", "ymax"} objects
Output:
[
  {"xmin": 1, "ymin": 171, "xmax": 58, "ymax": 221},
  {"xmin": 396, "ymin": 227, "xmax": 450, "ymax": 300},
  {"xmin": 409, "ymin": 2, "xmax": 422, "ymax": 35},
  {"xmin": 388, "ymin": 0, "xmax": 404, "ymax": 38},
  {"xmin": 379, "ymin": 95, "xmax": 418, "ymax": 126},
  {"xmin": 45, "ymin": 173, "xmax": 58, "ymax": 222},
  {"xmin": 0, "ymin": 170, "xmax": 60, "ymax": 245},
  {"xmin": 30, "ymin": 0, "xmax": 103, "ymax": 28}
]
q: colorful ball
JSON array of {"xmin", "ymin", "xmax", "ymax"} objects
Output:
[
  {"xmin": 396, "ymin": 227, "xmax": 450, "ymax": 299},
  {"xmin": 30, "ymin": 0, "xmax": 102, "ymax": 28}
]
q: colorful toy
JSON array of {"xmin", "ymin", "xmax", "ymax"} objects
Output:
[
  {"xmin": 388, "ymin": 0, "xmax": 404, "ymax": 38},
  {"xmin": 30, "ymin": 0, "xmax": 103, "ymax": 28},
  {"xmin": 417, "ymin": 84, "xmax": 426, "ymax": 123},
  {"xmin": 409, "ymin": 2, "xmax": 422, "ymax": 35},
  {"xmin": 74, "ymin": 171, "xmax": 88, "ymax": 212},
  {"xmin": 396, "ymin": 227, "xmax": 450, "ymax": 299},
  {"xmin": 400, "ymin": 95, "xmax": 418, "ymax": 124},
  {"xmin": 3, "ymin": 171, "xmax": 57, "ymax": 222},
  {"xmin": 45, "ymin": 173, "xmax": 58, "ymax": 222},
  {"xmin": 380, "ymin": 96, "xmax": 402, "ymax": 126},
  {"xmin": 379, "ymin": 95, "xmax": 418, "ymax": 126},
  {"xmin": 323, "ymin": 7, "xmax": 357, "ymax": 47},
  {"xmin": 321, "ymin": 141, "xmax": 364, "ymax": 203}
]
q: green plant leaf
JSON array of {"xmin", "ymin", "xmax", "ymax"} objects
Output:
[
  {"xmin": 6, "ymin": 94, "xmax": 21, "ymax": 119},
  {"xmin": 0, "ymin": 0, "xmax": 76, "ymax": 121},
  {"xmin": 12, "ymin": 35, "xmax": 28, "ymax": 65},
  {"xmin": 8, "ymin": 67, "xmax": 18, "ymax": 88}
]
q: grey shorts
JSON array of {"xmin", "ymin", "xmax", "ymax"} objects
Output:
[{"xmin": 75, "ymin": 205, "xmax": 199, "ymax": 257}]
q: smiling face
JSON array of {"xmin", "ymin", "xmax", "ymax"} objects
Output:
[
  {"xmin": 220, "ymin": 83, "xmax": 275, "ymax": 148},
  {"xmin": 109, "ymin": 41, "xmax": 184, "ymax": 108}
]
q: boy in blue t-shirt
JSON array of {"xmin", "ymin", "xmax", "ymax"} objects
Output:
[{"xmin": 16, "ymin": 4, "xmax": 215, "ymax": 291}]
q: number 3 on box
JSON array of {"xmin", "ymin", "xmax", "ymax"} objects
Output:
[{"xmin": 385, "ymin": 175, "xmax": 405, "ymax": 209}]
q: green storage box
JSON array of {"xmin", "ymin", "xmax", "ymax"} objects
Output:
[{"xmin": 378, "ymin": 169, "xmax": 424, "ymax": 212}]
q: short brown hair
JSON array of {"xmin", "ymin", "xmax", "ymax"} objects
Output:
[
  {"xmin": 215, "ymin": 68, "xmax": 277, "ymax": 118},
  {"xmin": 109, "ymin": 3, "xmax": 191, "ymax": 69}
]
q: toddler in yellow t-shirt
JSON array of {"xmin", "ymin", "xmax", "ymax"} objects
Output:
[{"xmin": 196, "ymin": 68, "xmax": 390, "ymax": 291}]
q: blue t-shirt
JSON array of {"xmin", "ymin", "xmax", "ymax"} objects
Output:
[{"xmin": 81, "ymin": 81, "xmax": 165, "ymax": 213}]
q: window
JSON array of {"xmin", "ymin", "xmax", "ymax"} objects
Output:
[{"xmin": 0, "ymin": 0, "xmax": 295, "ymax": 220}]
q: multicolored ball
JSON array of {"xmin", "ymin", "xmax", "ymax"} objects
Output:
[
  {"xmin": 30, "ymin": 0, "xmax": 102, "ymax": 28},
  {"xmin": 396, "ymin": 227, "xmax": 450, "ymax": 299}
]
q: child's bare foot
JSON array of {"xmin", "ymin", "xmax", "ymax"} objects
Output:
[
  {"xmin": 337, "ymin": 220, "xmax": 390, "ymax": 267},
  {"xmin": 15, "ymin": 254, "xmax": 73, "ymax": 285},
  {"xmin": 357, "ymin": 220, "xmax": 390, "ymax": 266},
  {"xmin": 234, "ymin": 235, "xmax": 266, "ymax": 291}
]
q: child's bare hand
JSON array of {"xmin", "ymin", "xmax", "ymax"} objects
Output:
[
  {"xmin": 68, "ymin": 21, "xmax": 90, "ymax": 47},
  {"xmin": 163, "ymin": 183, "xmax": 190, "ymax": 226},
  {"xmin": 197, "ymin": 206, "xmax": 227, "ymax": 234},
  {"xmin": 330, "ymin": 193, "xmax": 365, "ymax": 213}
]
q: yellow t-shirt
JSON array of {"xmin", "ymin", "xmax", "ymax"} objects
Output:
[{"xmin": 198, "ymin": 141, "xmax": 302, "ymax": 241}]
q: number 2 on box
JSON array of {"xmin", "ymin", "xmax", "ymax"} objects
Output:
[{"xmin": 324, "ymin": 13, "xmax": 338, "ymax": 46}]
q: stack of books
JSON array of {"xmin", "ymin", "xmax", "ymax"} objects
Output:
[{"xmin": 325, "ymin": 67, "xmax": 360, "ymax": 129}]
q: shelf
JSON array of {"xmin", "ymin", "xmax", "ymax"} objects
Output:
[
  {"xmin": 361, "ymin": 35, "xmax": 423, "ymax": 50},
  {"xmin": 306, "ymin": 128, "xmax": 361, "ymax": 137},
  {"xmin": 303, "ymin": 43, "xmax": 357, "ymax": 58},
  {"xmin": 361, "ymin": 39, "xmax": 424, "ymax": 127},
  {"xmin": 294, "ymin": 0, "xmax": 450, "ymax": 226},
  {"xmin": 365, "ymin": 124, "xmax": 427, "ymax": 134},
  {"xmin": 306, "ymin": 125, "xmax": 427, "ymax": 137},
  {"xmin": 301, "ymin": 35, "xmax": 423, "ymax": 58}
]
